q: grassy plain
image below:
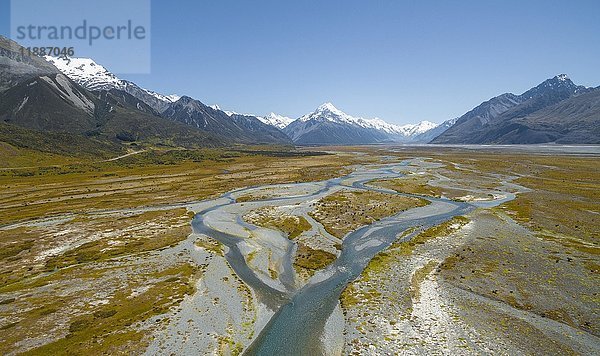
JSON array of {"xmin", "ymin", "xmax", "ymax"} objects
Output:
[
  {"xmin": 1, "ymin": 144, "xmax": 598, "ymax": 354},
  {"xmin": 336, "ymin": 146, "xmax": 599, "ymax": 354},
  {"xmin": 309, "ymin": 190, "xmax": 428, "ymax": 238},
  {"xmin": 0, "ymin": 147, "xmax": 360, "ymax": 354}
]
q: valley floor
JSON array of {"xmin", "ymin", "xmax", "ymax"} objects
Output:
[{"xmin": 0, "ymin": 145, "xmax": 598, "ymax": 355}]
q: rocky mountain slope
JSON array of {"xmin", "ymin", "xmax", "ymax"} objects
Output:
[
  {"xmin": 46, "ymin": 55, "xmax": 291, "ymax": 145},
  {"xmin": 162, "ymin": 97, "xmax": 291, "ymax": 145},
  {"xmin": 0, "ymin": 72, "xmax": 223, "ymax": 152},
  {"xmin": 45, "ymin": 56, "xmax": 180, "ymax": 113},
  {"xmin": 0, "ymin": 37, "xmax": 228, "ymax": 156},
  {"xmin": 432, "ymin": 75, "xmax": 597, "ymax": 144},
  {"xmin": 0, "ymin": 73, "xmax": 99, "ymax": 133}
]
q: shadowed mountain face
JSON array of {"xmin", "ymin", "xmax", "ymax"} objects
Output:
[
  {"xmin": 162, "ymin": 96, "xmax": 292, "ymax": 145},
  {"xmin": 432, "ymin": 75, "xmax": 598, "ymax": 144},
  {"xmin": 480, "ymin": 88, "xmax": 600, "ymax": 144},
  {"xmin": 0, "ymin": 36, "xmax": 293, "ymax": 156},
  {"xmin": 0, "ymin": 74, "xmax": 100, "ymax": 133},
  {"xmin": 91, "ymin": 89, "xmax": 225, "ymax": 147},
  {"xmin": 0, "ymin": 74, "xmax": 224, "ymax": 151},
  {"xmin": 0, "ymin": 38, "xmax": 225, "ymax": 154},
  {"xmin": 45, "ymin": 54, "xmax": 292, "ymax": 145}
]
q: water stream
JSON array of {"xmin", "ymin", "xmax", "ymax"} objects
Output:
[{"xmin": 190, "ymin": 161, "xmax": 501, "ymax": 355}]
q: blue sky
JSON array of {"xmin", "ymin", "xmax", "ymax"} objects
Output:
[{"xmin": 1, "ymin": 0, "xmax": 599, "ymax": 124}]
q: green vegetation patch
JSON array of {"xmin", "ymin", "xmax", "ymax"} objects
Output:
[
  {"xmin": 340, "ymin": 216, "xmax": 470, "ymax": 313},
  {"xmin": 0, "ymin": 149, "xmax": 357, "ymax": 226},
  {"xmin": 21, "ymin": 263, "xmax": 199, "ymax": 355},
  {"xmin": 244, "ymin": 207, "xmax": 312, "ymax": 239},
  {"xmin": 294, "ymin": 243, "xmax": 336, "ymax": 270},
  {"xmin": 310, "ymin": 190, "xmax": 428, "ymax": 238},
  {"xmin": 340, "ymin": 283, "xmax": 382, "ymax": 309},
  {"xmin": 410, "ymin": 260, "xmax": 438, "ymax": 301},
  {"xmin": 294, "ymin": 243, "xmax": 336, "ymax": 276},
  {"xmin": 43, "ymin": 209, "xmax": 193, "ymax": 271},
  {"xmin": 391, "ymin": 216, "xmax": 470, "ymax": 256},
  {"xmin": 195, "ymin": 236, "xmax": 225, "ymax": 256},
  {"xmin": 369, "ymin": 175, "xmax": 442, "ymax": 198}
]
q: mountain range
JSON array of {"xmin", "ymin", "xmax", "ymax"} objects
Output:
[
  {"xmin": 0, "ymin": 36, "xmax": 292, "ymax": 158},
  {"xmin": 44, "ymin": 55, "xmax": 291, "ymax": 145},
  {"xmin": 283, "ymin": 102, "xmax": 436, "ymax": 145},
  {"xmin": 257, "ymin": 113, "xmax": 295, "ymax": 130},
  {"xmin": 45, "ymin": 56, "xmax": 181, "ymax": 113},
  {"xmin": 1, "ymin": 35, "xmax": 598, "ymax": 156},
  {"xmin": 432, "ymin": 74, "xmax": 600, "ymax": 144},
  {"xmin": 39, "ymin": 47, "xmax": 439, "ymax": 145}
]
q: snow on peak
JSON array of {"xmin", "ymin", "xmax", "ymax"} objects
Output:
[
  {"xmin": 210, "ymin": 106, "xmax": 293, "ymax": 129},
  {"xmin": 164, "ymin": 94, "xmax": 181, "ymax": 102},
  {"xmin": 45, "ymin": 56, "xmax": 121, "ymax": 91},
  {"xmin": 299, "ymin": 102, "xmax": 437, "ymax": 137},
  {"xmin": 555, "ymin": 74, "xmax": 569, "ymax": 82},
  {"xmin": 210, "ymin": 105, "xmax": 254, "ymax": 118},
  {"xmin": 317, "ymin": 102, "xmax": 339, "ymax": 112},
  {"xmin": 396, "ymin": 120, "xmax": 438, "ymax": 136},
  {"xmin": 300, "ymin": 102, "xmax": 354, "ymax": 124},
  {"xmin": 258, "ymin": 112, "xmax": 294, "ymax": 129},
  {"xmin": 44, "ymin": 56, "xmax": 179, "ymax": 106}
]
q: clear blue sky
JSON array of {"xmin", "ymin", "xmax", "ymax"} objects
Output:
[{"xmin": 1, "ymin": 0, "xmax": 599, "ymax": 124}]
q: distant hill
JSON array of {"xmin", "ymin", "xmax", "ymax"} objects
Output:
[{"xmin": 412, "ymin": 118, "xmax": 457, "ymax": 143}]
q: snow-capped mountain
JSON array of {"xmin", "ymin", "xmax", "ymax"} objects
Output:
[
  {"xmin": 208, "ymin": 106, "xmax": 293, "ymax": 130},
  {"xmin": 208, "ymin": 105, "xmax": 249, "ymax": 118},
  {"xmin": 298, "ymin": 103, "xmax": 436, "ymax": 136},
  {"xmin": 394, "ymin": 120, "xmax": 438, "ymax": 137},
  {"xmin": 45, "ymin": 56, "xmax": 179, "ymax": 113},
  {"xmin": 284, "ymin": 102, "xmax": 438, "ymax": 144},
  {"xmin": 258, "ymin": 112, "xmax": 294, "ymax": 129},
  {"xmin": 413, "ymin": 117, "xmax": 458, "ymax": 143},
  {"xmin": 42, "ymin": 56, "xmax": 292, "ymax": 145},
  {"xmin": 44, "ymin": 57, "xmax": 120, "ymax": 91},
  {"xmin": 162, "ymin": 97, "xmax": 292, "ymax": 144},
  {"xmin": 40, "ymin": 56, "xmax": 442, "ymax": 144}
]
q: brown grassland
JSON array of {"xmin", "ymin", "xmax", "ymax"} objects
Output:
[{"xmin": 1, "ymin": 144, "xmax": 598, "ymax": 354}]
